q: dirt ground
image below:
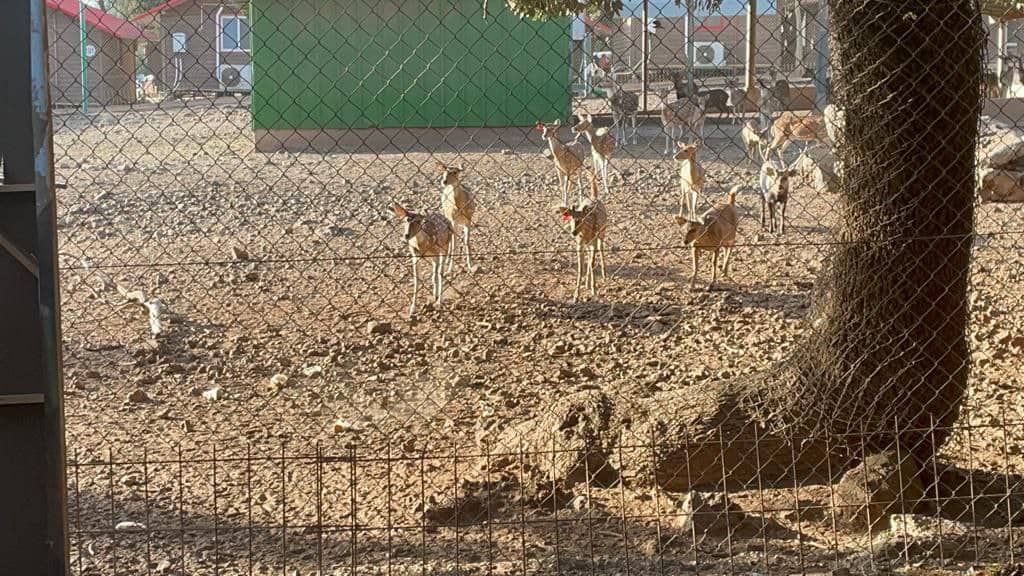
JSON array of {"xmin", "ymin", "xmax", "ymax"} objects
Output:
[{"xmin": 53, "ymin": 99, "xmax": 1024, "ymax": 575}]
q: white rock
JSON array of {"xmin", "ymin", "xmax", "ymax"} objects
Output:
[
  {"xmin": 202, "ymin": 387, "xmax": 225, "ymax": 401},
  {"xmin": 301, "ymin": 365, "xmax": 322, "ymax": 378},
  {"xmin": 114, "ymin": 521, "xmax": 146, "ymax": 531}
]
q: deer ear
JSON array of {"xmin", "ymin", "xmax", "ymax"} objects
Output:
[
  {"xmin": 436, "ymin": 161, "xmax": 446, "ymax": 172},
  {"xmin": 392, "ymin": 203, "xmax": 408, "ymax": 218},
  {"xmin": 535, "ymin": 121, "xmax": 543, "ymax": 131},
  {"xmin": 788, "ymin": 169, "xmax": 799, "ymax": 177},
  {"xmin": 553, "ymin": 119, "xmax": 561, "ymax": 127}
]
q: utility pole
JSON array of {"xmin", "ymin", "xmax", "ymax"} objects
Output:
[
  {"xmin": 813, "ymin": 0, "xmax": 829, "ymax": 108},
  {"xmin": 685, "ymin": 0, "xmax": 695, "ymax": 96},
  {"xmin": 79, "ymin": 0, "xmax": 89, "ymax": 114},
  {"xmin": 641, "ymin": 0, "xmax": 649, "ymax": 113},
  {"xmin": 745, "ymin": 0, "xmax": 757, "ymax": 94}
]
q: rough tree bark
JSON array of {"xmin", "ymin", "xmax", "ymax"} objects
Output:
[{"xmin": 493, "ymin": 0, "xmax": 983, "ymax": 495}]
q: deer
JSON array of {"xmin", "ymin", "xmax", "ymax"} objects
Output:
[
  {"xmin": 537, "ymin": 120, "xmax": 584, "ymax": 206},
  {"xmin": 557, "ymin": 170, "xmax": 608, "ymax": 302},
  {"xmin": 659, "ymin": 87, "xmax": 692, "ymax": 154},
  {"xmin": 437, "ymin": 162, "xmax": 477, "ymax": 274},
  {"xmin": 758, "ymin": 145, "xmax": 798, "ymax": 235},
  {"xmin": 599, "ymin": 76, "xmax": 639, "ymax": 146},
  {"xmin": 741, "ymin": 119, "xmax": 764, "ymax": 167},
  {"xmin": 392, "ymin": 202, "xmax": 453, "ymax": 318},
  {"xmin": 674, "ymin": 141, "xmax": 706, "ymax": 221},
  {"xmin": 764, "ymin": 111, "xmax": 830, "ymax": 164},
  {"xmin": 673, "ymin": 186, "xmax": 739, "ymax": 290},
  {"xmin": 658, "ymin": 88, "xmax": 704, "ymax": 155},
  {"xmin": 571, "ymin": 112, "xmax": 616, "ymax": 196}
]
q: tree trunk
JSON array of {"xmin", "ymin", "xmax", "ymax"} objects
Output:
[
  {"xmin": 495, "ymin": 0, "xmax": 983, "ymax": 495},
  {"xmin": 643, "ymin": 0, "xmax": 983, "ymax": 490}
]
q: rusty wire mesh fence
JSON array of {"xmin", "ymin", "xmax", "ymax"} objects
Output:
[{"xmin": 45, "ymin": 0, "xmax": 1024, "ymax": 574}]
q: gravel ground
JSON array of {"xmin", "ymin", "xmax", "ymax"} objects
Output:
[{"xmin": 53, "ymin": 99, "xmax": 1024, "ymax": 575}]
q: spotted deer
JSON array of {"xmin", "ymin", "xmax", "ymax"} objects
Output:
[
  {"xmin": 674, "ymin": 141, "xmax": 706, "ymax": 220},
  {"xmin": 437, "ymin": 163, "xmax": 477, "ymax": 274},
  {"xmin": 758, "ymin": 145, "xmax": 798, "ymax": 234},
  {"xmin": 571, "ymin": 112, "xmax": 616, "ymax": 196},
  {"xmin": 557, "ymin": 170, "xmax": 608, "ymax": 302},
  {"xmin": 599, "ymin": 76, "xmax": 639, "ymax": 146},
  {"xmin": 673, "ymin": 186, "xmax": 739, "ymax": 290},
  {"xmin": 392, "ymin": 202, "xmax": 452, "ymax": 318},
  {"xmin": 537, "ymin": 120, "xmax": 584, "ymax": 206},
  {"xmin": 741, "ymin": 119, "xmax": 764, "ymax": 167},
  {"xmin": 765, "ymin": 111, "xmax": 829, "ymax": 163}
]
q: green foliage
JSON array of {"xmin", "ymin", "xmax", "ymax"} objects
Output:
[{"xmin": 500, "ymin": 0, "xmax": 723, "ymax": 20}]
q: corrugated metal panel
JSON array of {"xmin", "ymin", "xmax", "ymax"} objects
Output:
[{"xmin": 251, "ymin": 0, "xmax": 570, "ymax": 129}]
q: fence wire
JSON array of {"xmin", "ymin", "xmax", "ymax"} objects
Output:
[{"xmin": 39, "ymin": 0, "xmax": 1024, "ymax": 574}]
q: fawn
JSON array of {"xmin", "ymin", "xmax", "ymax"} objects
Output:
[
  {"xmin": 765, "ymin": 111, "xmax": 829, "ymax": 163},
  {"xmin": 557, "ymin": 170, "xmax": 608, "ymax": 302},
  {"xmin": 537, "ymin": 120, "xmax": 584, "ymax": 206},
  {"xmin": 741, "ymin": 119, "xmax": 764, "ymax": 167},
  {"xmin": 758, "ymin": 145, "xmax": 798, "ymax": 234},
  {"xmin": 673, "ymin": 186, "xmax": 739, "ymax": 290},
  {"xmin": 437, "ymin": 162, "xmax": 478, "ymax": 273},
  {"xmin": 674, "ymin": 141, "xmax": 706, "ymax": 221},
  {"xmin": 392, "ymin": 202, "xmax": 453, "ymax": 318},
  {"xmin": 571, "ymin": 112, "xmax": 616, "ymax": 197}
]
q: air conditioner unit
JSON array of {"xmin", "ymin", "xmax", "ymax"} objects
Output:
[
  {"xmin": 693, "ymin": 41, "xmax": 726, "ymax": 68},
  {"xmin": 218, "ymin": 64, "xmax": 252, "ymax": 92}
]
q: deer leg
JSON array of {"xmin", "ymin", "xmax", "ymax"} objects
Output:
[
  {"xmin": 447, "ymin": 229, "xmax": 456, "ymax": 273},
  {"xmin": 601, "ymin": 159, "xmax": 610, "ymax": 197},
  {"xmin": 690, "ymin": 247, "xmax": 699, "ymax": 289},
  {"xmin": 559, "ymin": 173, "xmax": 568, "ymax": 206},
  {"xmin": 781, "ymin": 201, "xmax": 787, "ymax": 235},
  {"xmin": 709, "ymin": 249, "xmax": 719, "ymax": 290},
  {"xmin": 761, "ymin": 195, "xmax": 767, "ymax": 229},
  {"xmin": 434, "ymin": 257, "xmax": 444, "ymax": 307},
  {"xmin": 463, "ymin": 225, "xmax": 475, "ymax": 272},
  {"xmin": 597, "ymin": 238, "xmax": 607, "ymax": 280},
  {"xmin": 409, "ymin": 255, "xmax": 419, "ymax": 318},
  {"xmin": 588, "ymin": 244, "xmax": 597, "ymax": 296},
  {"xmin": 573, "ymin": 241, "xmax": 584, "ymax": 302},
  {"xmin": 631, "ymin": 113, "xmax": 637, "ymax": 144},
  {"xmin": 722, "ymin": 246, "xmax": 734, "ymax": 278},
  {"xmin": 576, "ymin": 171, "xmax": 584, "ymax": 205}
]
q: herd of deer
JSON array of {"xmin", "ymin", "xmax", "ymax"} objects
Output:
[{"xmin": 392, "ymin": 80, "xmax": 844, "ymax": 319}]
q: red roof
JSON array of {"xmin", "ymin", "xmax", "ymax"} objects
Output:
[
  {"xmin": 46, "ymin": 0, "xmax": 151, "ymax": 41},
  {"xmin": 131, "ymin": 0, "xmax": 191, "ymax": 22}
]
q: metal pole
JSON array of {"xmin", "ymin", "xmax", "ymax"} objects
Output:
[
  {"xmin": 79, "ymin": 0, "xmax": 88, "ymax": 114},
  {"xmin": 813, "ymin": 0, "xmax": 829, "ymax": 109},
  {"xmin": 29, "ymin": 0, "xmax": 70, "ymax": 569},
  {"xmin": 745, "ymin": 0, "xmax": 757, "ymax": 93},
  {"xmin": 685, "ymin": 0, "xmax": 695, "ymax": 96},
  {"xmin": 996, "ymin": 19, "xmax": 1007, "ymax": 96},
  {"xmin": 0, "ymin": 0, "xmax": 69, "ymax": 574},
  {"xmin": 641, "ymin": 0, "xmax": 649, "ymax": 113}
]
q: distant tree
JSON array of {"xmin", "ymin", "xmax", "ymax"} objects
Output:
[{"xmin": 94, "ymin": 0, "xmax": 164, "ymax": 17}]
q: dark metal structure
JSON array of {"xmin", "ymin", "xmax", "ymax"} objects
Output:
[{"xmin": 0, "ymin": 1, "xmax": 68, "ymax": 574}]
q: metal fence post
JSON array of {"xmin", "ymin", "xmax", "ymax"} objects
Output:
[{"xmin": 0, "ymin": 0, "xmax": 69, "ymax": 574}]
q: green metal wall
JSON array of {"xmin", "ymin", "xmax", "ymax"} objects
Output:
[{"xmin": 251, "ymin": 0, "xmax": 570, "ymax": 130}]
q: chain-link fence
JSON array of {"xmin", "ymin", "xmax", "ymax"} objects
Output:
[{"xmin": 41, "ymin": 0, "xmax": 1024, "ymax": 573}]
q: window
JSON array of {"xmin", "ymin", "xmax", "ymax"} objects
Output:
[
  {"xmin": 172, "ymin": 32, "xmax": 187, "ymax": 53},
  {"xmin": 219, "ymin": 15, "xmax": 250, "ymax": 52}
]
